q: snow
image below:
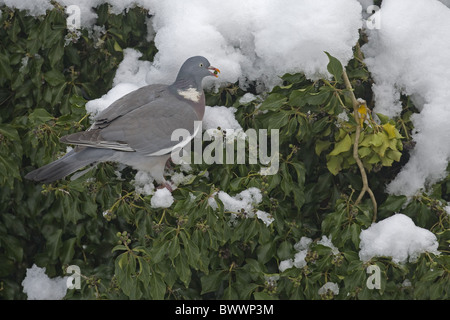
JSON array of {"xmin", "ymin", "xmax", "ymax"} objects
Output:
[
  {"xmin": 133, "ymin": 170, "xmax": 156, "ymax": 196},
  {"xmin": 239, "ymin": 93, "xmax": 258, "ymax": 105},
  {"xmin": 169, "ymin": 171, "xmax": 194, "ymax": 187},
  {"xmin": 293, "ymin": 250, "xmax": 308, "ymax": 269},
  {"xmin": 264, "ymin": 274, "xmax": 279, "ymax": 287},
  {"xmin": 0, "ymin": 0, "xmax": 53, "ymax": 16},
  {"xmin": 279, "ymin": 236, "xmax": 312, "ymax": 272},
  {"xmin": 317, "ymin": 235, "xmax": 339, "ymax": 255},
  {"xmin": 150, "ymin": 187, "xmax": 174, "ymax": 208},
  {"xmin": 363, "ymin": 0, "xmax": 450, "ymax": 196},
  {"xmin": 202, "ymin": 106, "xmax": 242, "ymax": 132},
  {"xmin": 133, "ymin": 168, "xmax": 194, "ymax": 197},
  {"xmin": 278, "ymin": 259, "xmax": 294, "ymax": 273},
  {"xmin": 336, "ymin": 111, "xmax": 349, "ymax": 124},
  {"xmin": 294, "ymin": 237, "xmax": 313, "ymax": 252},
  {"xmin": 112, "ymin": 48, "xmax": 151, "ymax": 88},
  {"xmin": 255, "ymin": 210, "xmax": 274, "ymax": 227},
  {"xmin": 22, "ymin": 264, "xmax": 68, "ymax": 300},
  {"xmin": 318, "ymin": 282, "xmax": 339, "ymax": 296},
  {"xmin": 359, "ymin": 213, "xmax": 440, "ymax": 264},
  {"xmin": 279, "ymin": 235, "xmax": 340, "ymax": 272},
  {"xmin": 444, "ymin": 206, "xmax": 450, "ymax": 216},
  {"xmin": 145, "ymin": 0, "xmax": 362, "ymax": 90},
  {"xmin": 209, "ymin": 187, "xmax": 262, "ymax": 213},
  {"xmin": 208, "ymin": 187, "xmax": 273, "ymax": 226}
]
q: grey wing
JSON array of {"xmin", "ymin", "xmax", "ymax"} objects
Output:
[
  {"xmin": 93, "ymin": 84, "xmax": 167, "ymax": 128},
  {"xmin": 61, "ymin": 90, "xmax": 200, "ymax": 156}
]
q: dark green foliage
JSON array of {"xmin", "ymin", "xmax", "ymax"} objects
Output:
[{"xmin": 0, "ymin": 4, "xmax": 448, "ymax": 300}]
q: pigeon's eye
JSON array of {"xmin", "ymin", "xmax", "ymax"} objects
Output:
[{"xmin": 199, "ymin": 63, "xmax": 203, "ymax": 67}]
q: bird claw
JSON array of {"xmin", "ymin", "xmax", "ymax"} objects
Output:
[
  {"xmin": 157, "ymin": 181, "xmax": 173, "ymax": 192},
  {"xmin": 165, "ymin": 157, "xmax": 173, "ymax": 170}
]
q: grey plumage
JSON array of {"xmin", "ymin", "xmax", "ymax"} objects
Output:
[{"xmin": 25, "ymin": 56, "xmax": 220, "ymax": 188}]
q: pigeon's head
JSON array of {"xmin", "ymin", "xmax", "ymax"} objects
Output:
[{"xmin": 175, "ymin": 56, "xmax": 220, "ymax": 88}]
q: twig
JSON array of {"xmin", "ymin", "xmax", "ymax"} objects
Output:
[{"xmin": 342, "ymin": 69, "xmax": 378, "ymax": 222}]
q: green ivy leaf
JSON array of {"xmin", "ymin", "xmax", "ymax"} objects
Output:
[
  {"xmin": 256, "ymin": 241, "xmax": 276, "ymax": 264},
  {"xmin": 44, "ymin": 69, "xmax": 66, "ymax": 86},
  {"xmin": 325, "ymin": 51, "xmax": 343, "ymax": 82},
  {"xmin": 0, "ymin": 52, "xmax": 13, "ymax": 83},
  {"xmin": 149, "ymin": 272, "xmax": 166, "ymax": 300},
  {"xmin": 48, "ymin": 42, "xmax": 64, "ymax": 68},
  {"xmin": 267, "ymin": 111, "xmax": 290, "ymax": 131},
  {"xmin": 259, "ymin": 93, "xmax": 287, "ymax": 111},
  {"xmin": 201, "ymin": 270, "xmax": 226, "ymax": 294},
  {"xmin": 28, "ymin": 108, "xmax": 54, "ymax": 124}
]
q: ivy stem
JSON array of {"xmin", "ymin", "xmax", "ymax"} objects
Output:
[{"xmin": 342, "ymin": 69, "xmax": 378, "ymax": 222}]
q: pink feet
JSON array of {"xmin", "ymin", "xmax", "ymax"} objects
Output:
[{"xmin": 157, "ymin": 181, "xmax": 173, "ymax": 192}]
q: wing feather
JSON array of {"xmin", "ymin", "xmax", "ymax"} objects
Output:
[{"xmin": 60, "ymin": 86, "xmax": 200, "ymax": 156}]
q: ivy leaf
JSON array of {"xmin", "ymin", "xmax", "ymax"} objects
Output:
[
  {"xmin": 28, "ymin": 108, "xmax": 54, "ymax": 124},
  {"xmin": 254, "ymin": 291, "xmax": 278, "ymax": 300},
  {"xmin": 114, "ymin": 41, "xmax": 123, "ymax": 52},
  {"xmin": 149, "ymin": 272, "xmax": 166, "ymax": 299},
  {"xmin": 386, "ymin": 149, "xmax": 402, "ymax": 162},
  {"xmin": 48, "ymin": 42, "xmax": 64, "ymax": 67},
  {"xmin": 316, "ymin": 139, "xmax": 332, "ymax": 156},
  {"xmin": 370, "ymin": 132, "xmax": 384, "ymax": 147},
  {"xmin": 256, "ymin": 241, "xmax": 276, "ymax": 264},
  {"xmin": 267, "ymin": 111, "xmax": 290, "ymax": 131},
  {"xmin": 327, "ymin": 155, "xmax": 344, "ymax": 175},
  {"xmin": 46, "ymin": 229, "xmax": 63, "ymax": 259},
  {"xmin": 168, "ymin": 236, "xmax": 180, "ymax": 260},
  {"xmin": 0, "ymin": 124, "xmax": 20, "ymax": 141},
  {"xmin": 0, "ymin": 52, "xmax": 13, "ymax": 83},
  {"xmin": 358, "ymin": 146, "xmax": 372, "ymax": 158},
  {"xmin": 382, "ymin": 123, "xmax": 397, "ymax": 139},
  {"xmin": 289, "ymin": 88, "xmax": 308, "ymax": 107},
  {"xmin": 44, "ymin": 69, "xmax": 66, "ymax": 86},
  {"xmin": 1, "ymin": 235, "xmax": 23, "ymax": 262},
  {"xmin": 329, "ymin": 134, "xmax": 352, "ymax": 156},
  {"xmin": 305, "ymin": 88, "xmax": 332, "ymax": 106},
  {"xmin": 325, "ymin": 51, "xmax": 343, "ymax": 82},
  {"xmin": 201, "ymin": 270, "xmax": 226, "ymax": 294},
  {"xmin": 259, "ymin": 93, "xmax": 287, "ymax": 111},
  {"xmin": 175, "ymin": 254, "xmax": 192, "ymax": 287}
]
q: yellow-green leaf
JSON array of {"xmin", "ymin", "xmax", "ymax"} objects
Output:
[
  {"xmin": 381, "ymin": 156, "xmax": 394, "ymax": 167},
  {"xmin": 386, "ymin": 149, "xmax": 402, "ymax": 162},
  {"xmin": 373, "ymin": 138, "xmax": 390, "ymax": 158},
  {"xmin": 367, "ymin": 153, "xmax": 380, "ymax": 164},
  {"xmin": 114, "ymin": 41, "xmax": 123, "ymax": 52},
  {"xmin": 358, "ymin": 146, "xmax": 372, "ymax": 158},
  {"xmin": 371, "ymin": 132, "xmax": 385, "ymax": 147},
  {"xmin": 382, "ymin": 123, "xmax": 397, "ymax": 139},
  {"xmin": 329, "ymin": 134, "xmax": 352, "ymax": 156},
  {"xmin": 315, "ymin": 140, "xmax": 332, "ymax": 156},
  {"xmin": 327, "ymin": 155, "xmax": 344, "ymax": 175}
]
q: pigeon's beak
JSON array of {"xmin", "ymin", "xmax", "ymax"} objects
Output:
[{"xmin": 208, "ymin": 66, "xmax": 220, "ymax": 77}]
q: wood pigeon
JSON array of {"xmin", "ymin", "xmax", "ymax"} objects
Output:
[{"xmin": 25, "ymin": 56, "xmax": 220, "ymax": 190}]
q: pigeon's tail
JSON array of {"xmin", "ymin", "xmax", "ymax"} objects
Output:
[{"xmin": 25, "ymin": 148, "xmax": 113, "ymax": 183}]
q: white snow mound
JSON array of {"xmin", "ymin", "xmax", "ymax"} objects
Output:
[
  {"xmin": 359, "ymin": 213, "xmax": 440, "ymax": 263},
  {"xmin": 22, "ymin": 264, "xmax": 68, "ymax": 300}
]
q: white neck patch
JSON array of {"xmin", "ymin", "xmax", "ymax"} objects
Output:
[{"xmin": 177, "ymin": 87, "xmax": 202, "ymax": 102}]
